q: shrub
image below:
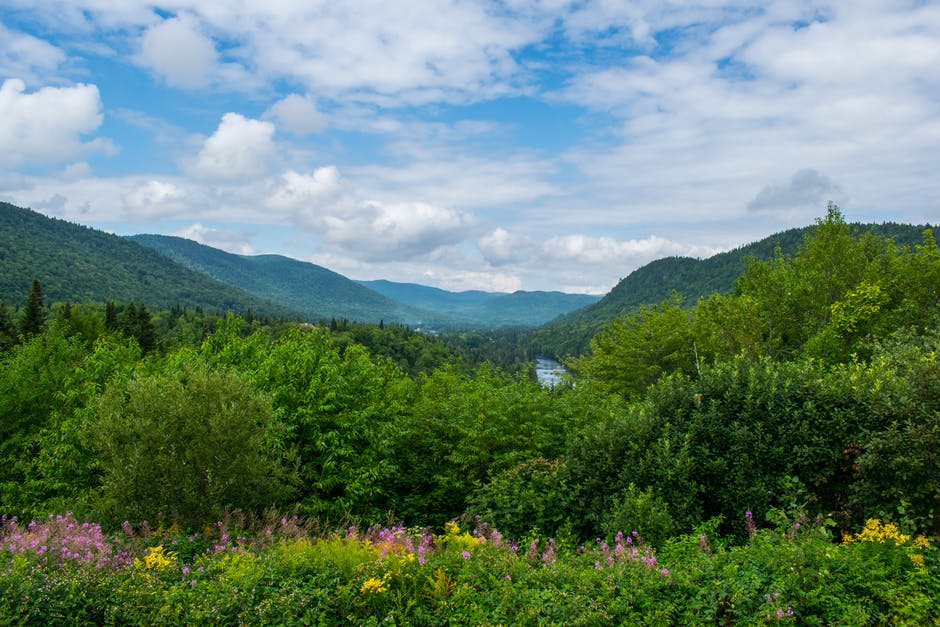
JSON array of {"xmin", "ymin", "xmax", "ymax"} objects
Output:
[{"xmin": 84, "ymin": 355, "xmax": 294, "ymax": 527}]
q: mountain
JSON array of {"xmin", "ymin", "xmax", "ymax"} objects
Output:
[
  {"xmin": 359, "ymin": 279, "xmax": 601, "ymax": 327},
  {"xmin": 128, "ymin": 234, "xmax": 437, "ymax": 325},
  {"xmin": 0, "ymin": 202, "xmax": 297, "ymax": 318},
  {"xmin": 528, "ymin": 222, "xmax": 932, "ymax": 357}
]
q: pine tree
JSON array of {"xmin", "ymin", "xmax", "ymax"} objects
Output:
[
  {"xmin": 19, "ymin": 280, "xmax": 46, "ymax": 336},
  {"xmin": 105, "ymin": 301, "xmax": 118, "ymax": 330},
  {"xmin": 0, "ymin": 301, "xmax": 17, "ymax": 350},
  {"xmin": 136, "ymin": 303, "xmax": 157, "ymax": 353}
]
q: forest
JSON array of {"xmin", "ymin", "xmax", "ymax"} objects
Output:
[{"xmin": 1, "ymin": 206, "xmax": 939, "ymax": 624}]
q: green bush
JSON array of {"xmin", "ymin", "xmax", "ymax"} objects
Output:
[{"xmin": 84, "ymin": 354, "xmax": 294, "ymax": 526}]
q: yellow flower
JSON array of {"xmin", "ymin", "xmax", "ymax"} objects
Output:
[
  {"xmin": 136, "ymin": 545, "xmax": 177, "ymax": 571},
  {"xmin": 910, "ymin": 554, "xmax": 925, "ymax": 568},
  {"xmin": 360, "ymin": 574, "xmax": 390, "ymax": 594},
  {"xmin": 848, "ymin": 519, "xmax": 911, "ymax": 546},
  {"xmin": 444, "ymin": 521, "xmax": 461, "ymax": 536},
  {"xmin": 913, "ymin": 535, "xmax": 931, "ymax": 550}
]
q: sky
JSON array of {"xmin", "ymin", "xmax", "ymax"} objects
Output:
[{"xmin": 1, "ymin": 1, "xmax": 938, "ymax": 294}]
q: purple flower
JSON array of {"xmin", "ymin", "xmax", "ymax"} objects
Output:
[{"xmin": 461, "ymin": 550, "xmax": 471, "ymax": 560}]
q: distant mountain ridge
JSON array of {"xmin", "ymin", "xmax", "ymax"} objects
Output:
[
  {"xmin": 527, "ymin": 222, "xmax": 932, "ymax": 357},
  {"xmin": 0, "ymin": 202, "xmax": 297, "ymax": 318},
  {"xmin": 358, "ymin": 279, "xmax": 601, "ymax": 328},
  {"xmin": 128, "ymin": 234, "xmax": 432, "ymax": 325}
]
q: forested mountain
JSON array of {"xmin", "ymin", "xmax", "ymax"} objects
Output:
[
  {"xmin": 529, "ymin": 222, "xmax": 932, "ymax": 357},
  {"xmin": 0, "ymin": 202, "xmax": 297, "ymax": 318},
  {"xmin": 359, "ymin": 279, "xmax": 600, "ymax": 327},
  {"xmin": 129, "ymin": 234, "xmax": 440, "ymax": 325}
]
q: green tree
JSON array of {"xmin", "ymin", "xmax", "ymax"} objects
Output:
[
  {"xmin": 573, "ymin": 295, "xmax": 695, "ymax": 398},
  {"xmin": 19, "ymin": 280, "xmax": 45, "ymax": 336},
  {"xmin": 0, "ymin": 323, "xmax": 88, "ymax": 517},
  {"xmin": 0, "ymin": 301, "xmax": 17, "ymax": 351},
  {"xmin": 85, "ymin": 355, "xmax": 293, "ymax": 527},
  {"xmin": 104, "ymin": 301, "xmax": 118, "ymax": 331}
]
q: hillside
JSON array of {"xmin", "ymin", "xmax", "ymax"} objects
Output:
[
  {"xmin": 129, "ymin": 235, "xmax": 439, "ymax": 325},
  {"xmin": 359, "ymin": 279, "xmax": 600, "ymax": 327},
  {"xmin": 0, "ymin": 202, "xmax": 297, "ymax": 318},
  {"xmin": 528, "ymin": 222, "xmax": 931, "ymax": 357}
]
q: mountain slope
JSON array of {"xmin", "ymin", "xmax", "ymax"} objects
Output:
[
  {"xmin": 128, "ymin": 234, "xmax": 439, "ymax": 325},
  {"xmin": 359, "ymin": 279, "xmax": 600, "ymax": 327},
  {"xmin": 0, "ymin": 202, "xmax": 297, "ymax": 317},
  {"xmin": 528, "ymin": 222, "xmax": 932, "ymax": 357}
]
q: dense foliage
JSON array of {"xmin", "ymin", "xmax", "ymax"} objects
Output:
[
  {"xmin": 529, "ymin": 216, "xmax": 932, "ymax": 357},
  {"xmin": 0, "ymin": 202, "xmax": 296, "ymax": 319},
  {"xmin": 1, "ymin": 205, "xmax": 939, "ymax": 622}
]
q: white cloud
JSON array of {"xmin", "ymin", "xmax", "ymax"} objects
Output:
[
  {"xmin": 747, "ymin": 169, "xmax": 844, "ymax": 212},
  {"xmin": 544, "ymin": 234, "xmax": 717, "ymax": 266},
  {"xmin": 265, "ymin": 94, "xmax": 327, "ymax": 135},
  {"xmin": 0, "ymin": 23, "xmax": 66, "ymax": 83},
  {"xmin": 266, "ymin": 167, "xmax": 343, "ymax": 211},
  {"xmin": 478, "ymin": 227, "xmax": 529, "ymax": 265},
  {"xmin": 189, "ymin": 113, "xmax": 277, "ymax": 181},
  {"xmin": 422, "ymin": 269, "xmax": 523, "ymax": 293},
  {"xmin": 137, "ymin": 14, "xmax": 218, "ymax": 89},
  {"xmin": 173, "ymin": 223, "xmax": 256, "ymax": 255},
  {"xmin": 320, "ymin": 200, "xmax": 478, "ymax": 261},
  {"xmin": 122, "ymin": 180, "xmax": 188, "ymax": 218},
  {"xmin": 0, "ymin": 78, "xmax": 111, "ymax": 167}
]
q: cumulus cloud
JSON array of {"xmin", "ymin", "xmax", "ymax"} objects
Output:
[
  {"xmin": 189, "ymin": 113, "xmax": 277, "ymax": 181},
  {"xmin": 266, "ymin": 167, "xmax": 343, "ymax": 211},
  {"xmin": 478, "ymin": 227, "xmax": 529, "ymax": 265},
  {"xmin": 137, "ymin": 14, "xmax": 218, "ymax": 89},
  {"xmin": 422, "ymin": 269, "xmax": 523, "ymax": 293},
  {"xmin": 122, "ymin": 180, "xmax": 188, "ymax": 218},
  {"xmin": 265, "ymin": 94, "xmax": 327, "ymax": 135},
  {"xmin": 0, "ymin": 23, "xmax": 66, "ymax": 83},
  {"xmin": 173, "ymin": 223, "xmax": 256, "ymax": 255},
  {"xmin": 0, "ymin": 78, "xmax": 112, "ymax": 167},
  {"xmin": 747, "ymin": 169, "xmax": 843, "ymax": 212},
  {"xmin": 544, "ymin": 234, "xmax": 716, "ymax": 266},
  {"xmin": 320, "ymin": 200, "xmax": 477, "ymax": 261}
]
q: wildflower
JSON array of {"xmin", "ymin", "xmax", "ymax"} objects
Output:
[
  {"xmin": 360, "ymin": 574, "xmax": 389, "ymax": 594},
  {"xmin": 660, "ymin": 568, "xmax": 669, "ymax": 577},
  {"xmin": 744, "ymin": 510, "xmax": 756, "ymax": 538},
  {"xmin": 699, "ymin": 533, "xmax": 712, "ymax": 555},
  {"xmin": 461, "ymin": 550, "xmax": 471, "ymax": 560}
]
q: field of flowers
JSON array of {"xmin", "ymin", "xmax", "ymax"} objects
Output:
[{"xmin": 2, "ymin": 512, "xmax": 938, "ymax": 625}]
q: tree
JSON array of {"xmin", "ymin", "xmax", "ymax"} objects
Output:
[
  {"xmin": 573, "ymin": 295, "xmax": 695, "ymax": 398},
  {"xmin": 85, "ymin": 356, "xmax": 294, "ymax": 527},
  {"xmin": 19, "ymin": 280, "xmax": 45, "ymax": 336},
  {"xmin": 135, "ymin": 303, "xmax": 157, "ymax": 353},
  {"xmin": 104, "ymin": 301, "xmax": 118, "ymax": 331},
  {"xmin": 0, "ymin": 301, "xmax": 16, "ymax": 351}
]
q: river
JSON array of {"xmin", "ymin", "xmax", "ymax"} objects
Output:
[{"xmin": 535, "ymin": 356, "xmax": 569, "ymax": 387}]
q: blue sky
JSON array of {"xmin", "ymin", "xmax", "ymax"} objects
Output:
[{"xmin": 1, "ymin": 1, "xmax": 938, "ymax": 293}]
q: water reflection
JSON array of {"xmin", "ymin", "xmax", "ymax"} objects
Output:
[{"xmin": 535, "ymin": 356, "xmax": 569, "ymax": 387}]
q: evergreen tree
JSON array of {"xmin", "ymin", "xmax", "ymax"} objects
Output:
[
  {"xmin": 135, "ymin": 303, "xmax": 157, "ymax": 353},
  {"xmin": 104, "ymin": 301, "xmax": 118, "ymax": 330},
  {"xmin": 19, "ymin": 280, "xmax": 45, "ymax": 336},
  {"xmin": 0, "ymin": 301, "xmax": 17, "ymax": 351}
]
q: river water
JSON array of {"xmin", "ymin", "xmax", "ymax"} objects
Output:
[{"xmin": 535, "ymin": 356, "xmax": 569, "ymax": 387}]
